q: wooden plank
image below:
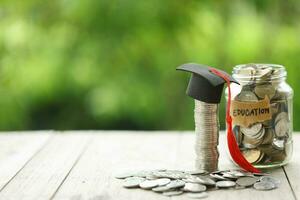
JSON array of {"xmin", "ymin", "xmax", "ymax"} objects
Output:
[
  {"xmin": 283, "ymin": 133, "xmax": 300, "ymax": 200},
  {"xmin": 173, "ymin": 131, "xmax": 296, "ymax": 200},
  {"xmin": 0, "ymin": 131, "xmax": 51, "ymax": 190},
  {"xmin": 52, "ymin": 131, "xmax": 181, "ymax": 200},
  {"xmin": 0, "ymin": 132, "xmax": 90, "ymax": 200}
]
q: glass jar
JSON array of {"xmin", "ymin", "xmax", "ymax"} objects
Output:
[{"xmin": 225, "ymin": 64, "xmax": 293, "ymax": 168}]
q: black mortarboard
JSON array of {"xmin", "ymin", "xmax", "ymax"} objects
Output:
[{"xmin": 177, "ymin": 63, "xmax": 239, "ymax": 104}]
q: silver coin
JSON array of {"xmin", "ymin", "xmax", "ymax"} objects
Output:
[
  {"xmin": 216, "ymin": 181, "xmax": 236, "ymax": 188},
  {"xmin": 183, "ymin": 183, "xmax": 207, "ymax": 193},
  {"xmin": 241, "ymin": 123, "xmax": 263, "ymax": 138},
  {"xmin": 115, "ymin": 172, "xmax": 135, "ymax": 179},
  {"xmin": 236, "ymin": 177, "xmax": 257, "ymax": 187},
  {"xmin": 210, "ymin": 173, "xmax": 228, "ymax": 180},
  {"xmin": 260, "ymin": 176, "xmax": 281, "ymax": 188},
  {"xmin": 152, "ymin": 186, "xmax": 171, "ymax": 192},
  {"xmin": 272, "ymin": 138, "xmax": 285, "ymax": 150},
  {"xmin": 221, "ymin": 172, "xmax": 238, "ymax": 179},
  {"xmin": 139, "ymin": 180, "xmax": 159, "ymax": 189},
  {"xmin": 187, "ymin": 192, "xmax": 209, "ymax": 199},
  {"xmin": 156, "ymin": 178, "xmax": 171, "ymax": 186},
  {"xmin": 275, "ymin": 112, "xmax": 289, "ymax": 124},
  {"xmin": 196, "ymin": 176, "xmax": 216, "ymax": 186},
  {"xmin": 186, "ymin": 170, "xmax": 209, "ymax": 175},
  {"xmin": 163, "ymin": 190, "xmax": 183, "ymax": 196},
  {"xmin": 236, "ymin": 91, "xmax": 258, "ymax": 102},
  {"xmin": 253, "ymin": 181, "xmax": 276, "ymax": 191},
  {"xmin": 228, "ymin": 170, "xmax": 249, "ymax": 177},
  {"xmin": 123, "ymin": 177, "xmax": 145, "ymax": 188},
  {"xmin": 275, "ymin": 118, "xmax": 289, "ymax": 138},
  {"xmin": 146, "ymin": 175, "xmax": 157, "ymax": 180},
  {"xmin": 254, "ymin": 83, "xmax": 276, "ymax": 99},
  {"xmin": 166, "ymin": 180, "xmax": 186, "ymax": 189}
]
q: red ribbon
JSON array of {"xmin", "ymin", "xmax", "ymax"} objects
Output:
[{"xmin": 209, "ymin": 68, "xmax": 261, "ymax": 173}]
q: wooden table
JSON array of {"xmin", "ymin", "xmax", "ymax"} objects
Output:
[{"xmin": 0, "ymin": 131, "xmax": 298, "ymax": 200}]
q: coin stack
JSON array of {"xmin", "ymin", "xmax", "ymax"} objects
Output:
[
  {"xmin": 194, "ymin": 100, "xmax": 219, "ymax": 172},
  {"xmin": 115, "ymin": 169, "xmax": 280, "ymax": 198},
  {"xmin": 231, "ymin": 64, "xmax": 293, "ymax": 166}
]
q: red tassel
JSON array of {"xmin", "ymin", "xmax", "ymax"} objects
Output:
[{"xmin": 209, "ymin": 68, "xmax": 261, "ymax": 173}]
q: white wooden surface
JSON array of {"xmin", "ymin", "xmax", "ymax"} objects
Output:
[{"xmin": 0, "ymin": 131, "xmax": 297, "ymax": 200}]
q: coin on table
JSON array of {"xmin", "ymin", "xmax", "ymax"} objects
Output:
[
  {"xmin": 123, "ymin": 177, "xmax": 145, "ymax": 188},
  {"xmin": 236, "ymin": 177, "xmax": 258, "ymax": 187},
  {"xmin": 242, "ymin": 149, "xmax": 263, "ymax": 164},
  {"xmin": 253, "ymin": 181, "xmax": 276, "ymax": 191},
  {"xmin": 228, "ymin": 170, "xmax": 248, "ymax": 177},
  {"xmin": 254, "ymin": 83, "xmax": 276, "ymax": 99},
  {"xmin": 162, "ymin": 190, "xmax": 183, "ymax": 196},
  {"xmin": 197, "ymin": 176, "xmax": 216, "ymax": 186},
  {"xmin": 221, "ymin": 172, "xmax": 238, "ymax": 180},
  {"xmin": 210, "ymin": 173, "xmax": 228, "ymax": 181},
  {"xmin": 216, "ymin": 181, "xmax": 236, "ymax": 188},
  {"xmin": 241, "ymin": 123, "xmax": 263, "ymax": 138},
  {"xmin": 183, "ymin": 183, "xmax": 207, "ymax": 193},
  {"xmin": 156, "ymin": 178, "xmax": 171, "ymax": 186},
  {"xmin": 152, "ymin": 186, "xmax": 171, "ymax": 192},
  {"xmin": 187, "ymin": 192, "xmax": 209, "ymax": 199},
  {"xmin": 260, "ymin": 176, "xmax": 281, "ymax": 188},
  {"xmin": 115, "ymin": 172, "xmax": 135, "ymax": 179},
  {"xmin": 186, "ymin": 170, "xmax": 209, "ymax": 175},
  {"xmin": 166, "ymin": 180, "xmax": 186, "ymax": 189},
  {"xmin": 139, "ymin": 180, "xmax": 159, "ymax": 189}
]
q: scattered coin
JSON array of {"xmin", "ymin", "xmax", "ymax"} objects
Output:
[
  {"xmin": 216, "ymin": 181, "xmax": 236, "ymax": 188},
  {"xmin": 253, "ymin": 181, "xmax": 276, "ymax": 191},
  {"xmin": 123, "ymin": 177, "xmax": 145, "ymax": 188},
  {"xmin": 152, "ymin": 186, "xmax": 171, "ymax": 192},
  {"xmin": 139, "ymin": 180, "xmax": 159, "ymax": 189},
  {"xmin": 117, "ymin": 169, "xmax": 281, "ymax": 198},
  {"xmin": 236, "ymin": 177, "xmax": 257, "ymax": 187},
  {"xmin": 156, "ymin": 178, "xmax": 171, "ymax": 186},
  {"xmin": 162, "ymin": 190, "xmax": 183, "ymax": 196},
  {"xmin": 260, "ymin": 176, "xmax": 280, "ymax": 188},
  {"xmin": 166, "ymin": 180, "xmax": 186, "ymax": 189},
  {"xmin": 183, "ymin": 183, "xmax": 207, "ymax": 193},
  {"xmin": 115, "ymin": 172, "xmax": 135, "ymax": 179}
]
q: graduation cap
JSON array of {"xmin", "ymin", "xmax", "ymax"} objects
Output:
[{"xmin": 176, "ymin": 63, "xmax": 238, "ymax": 104}]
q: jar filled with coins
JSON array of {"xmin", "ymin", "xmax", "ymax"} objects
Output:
[{"xmin": 225, "ymin": 64, "xmax": 293, "ymax": 168}]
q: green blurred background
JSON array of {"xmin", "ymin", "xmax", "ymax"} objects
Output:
[{"xmin": 0, "ymin": 0, "xmax": 299, "ymax": 131}]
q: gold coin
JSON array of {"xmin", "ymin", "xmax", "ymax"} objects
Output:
[{"xmin": 242, "ymin": 149, "xmax": 262, "ymax": 164}]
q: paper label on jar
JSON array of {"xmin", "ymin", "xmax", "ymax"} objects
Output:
[{"xmin": 230, "ymin": 96, "xmax": 272, "ymax": 127}]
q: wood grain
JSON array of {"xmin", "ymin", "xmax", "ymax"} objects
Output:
[
  {"xmin": 283, "ymin": 134, "xmax": 300, "ymax": 200},
  {"xmin": 0, "ymin": 133, "xmax": 90, "ymax": 200},
  {"xmin": 52, "ymin": 131, "xmax": 181, "ymax": 200},
  {"xmin": 0, "ymin": 131, "xmax": 297, "ymax": 200},
  {"xmin": 0, "ymin": 132, "xmax": 51, "ymax": 191}
]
